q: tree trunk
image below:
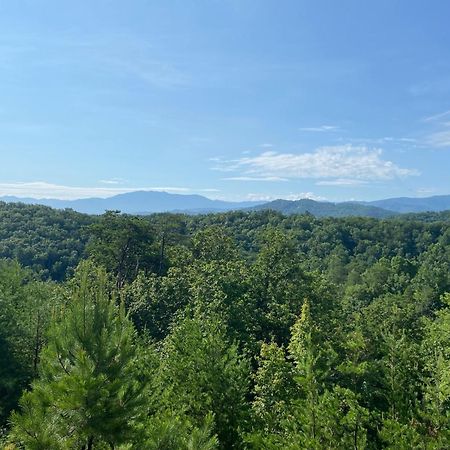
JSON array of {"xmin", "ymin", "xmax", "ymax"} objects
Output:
[
  {"xmin": 159, "ymin": 231, "xmax": 166, "ymax": 275},
  {"xmin": 33, "ymin": 310, "xmax": 41, "ymax": 375},
  {"xmin": 87, "ymin": 436, "xmax": 94, "ymax": 450}
]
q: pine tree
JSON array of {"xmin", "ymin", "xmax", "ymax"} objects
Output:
[
  {"xmin": 251, "ymin": 342, "xmax": 295, "ymax": 434},
  {"xmin": 141, "ymin": 412, "xmax": 219, "ymax": 450},
  {"xmin": 10, "ymin": 261, "xmax": 147, "ymax": 449},
  {"xmin": 419, "ymin": 293, "xmax": 450, "ymax": 447},
  {"xmin": 159, "ymin": 311, "xmax": 250, "ymax": 449},
  {"xmin": 0, "ymin": 261, "xmax": 58, "ymax": 427},
  {"xmin": 248, "ymin": 300, "xmax": 368, "ymax": 449},
  {"xmin": 381, "ymin": 329, "xmax": 420, "ymax": 422},
  {"xmin": 288, "ymin": 300, "xmax": 322, "ymax": 443}
]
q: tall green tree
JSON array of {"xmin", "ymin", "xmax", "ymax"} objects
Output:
[
  {"xmin": 87, "ymin": 211, "xmax": 157, "ymax": 287},
  {"xmin": 419, "ymin": 293, "xmax": 450, "ymax": 447},
  {"xmin": 251, "ymin": 229, "xmax": 312, "ymax": 344},
  {"xmin": 248, "ymin": 301, "xmax": 368, "ymax": 449},
  {"xmin": 0, "ymin": 261, "xmax": 59, "ymax": 426},
  {"xmin": 159, "ymin": 311, "xmax": 250, "ymax": 449},
  {"xmin": 250, "ymin": 342, "xmax": 295, "ymax": 435},
  {"xmin": 288, "ymin": 300, "xmax": 325, "ymax": 444},
  {"xmin": 10, "ymin": 262, "xmax": 147, "ymax": 449}
]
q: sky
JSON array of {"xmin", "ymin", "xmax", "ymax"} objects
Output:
[{"xmin": 1, "ymin": 0, "xmax": 450, "ymax": 202}]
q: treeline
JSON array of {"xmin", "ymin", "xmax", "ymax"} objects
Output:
[
  {"xmin": 1, "ymin": 202, "xmax": 450, "ymax": 284},
  {"xmin": 0, "ymin": 205, "xmax": 449, "ymax": 448}
]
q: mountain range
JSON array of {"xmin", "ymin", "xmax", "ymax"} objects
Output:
[
  {"xmin": 1, "ymin": 191, "xmax": 450, "ymax": 218},
  {"xmin": 0, "ymin": 191, "xmax": 263, "ymax": 215},
  {"xmin": 359, "ymin": 195, "xmax": 450, "ymax": 213}
]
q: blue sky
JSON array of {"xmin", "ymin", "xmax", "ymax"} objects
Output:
[{"xmin": 1, "ymin": 0, "xmax": 450, "ymax": 202}]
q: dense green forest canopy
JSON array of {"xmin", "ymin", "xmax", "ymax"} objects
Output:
[
  {"xmin": 1, "ymin": 201, "xmax": 450, "ymax": 282},
  {"xmin": 0, "ymin": 202, "xmax": 93, "ymax": 281},
  {"xmin": 0, "ymin": 202, "xmax": 450, "ymax": 448},
  {"xmin": 247, "ymin": 198, "xmax": 397, "ymax": 218}
]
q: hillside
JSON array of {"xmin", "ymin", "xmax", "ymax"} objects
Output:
[
  {"xmin": 250, "ymin": 198, "xmax": 396, "ymax": 218},
  {"xmin": 0, "ymin": 201, "xmax": 93, "ymax": 280},
  {"xmin": 363, "ymin": 194, "xmax": 450, "ymax": 213},
  {"xmin": 3, "ymin": 201, "xmax": 450, "ymax": 281}
]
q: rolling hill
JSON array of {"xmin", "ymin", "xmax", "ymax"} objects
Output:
[{"xmin": 249, "ymin": 198, "xmax": 396, "ymax": 218}]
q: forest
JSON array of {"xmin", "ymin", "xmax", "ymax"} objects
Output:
[{"xmin": 0, "ymin": 201, "xmax": 450, "ymax": 449}]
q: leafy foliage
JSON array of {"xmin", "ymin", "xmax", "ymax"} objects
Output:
[
  {"xmin": 10, "ymin": 262, "xmax": 147, "ymax": 449},
  {"xmin": 1, "ymin": 205, "xmax": 450, "ymax": 447},
  {"xmin": 0, "ymin": 202, "xmax": 92, "ymax": 280}
]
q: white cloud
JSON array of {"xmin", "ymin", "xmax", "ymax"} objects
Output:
[
  {"xmin": 215, "ymin": 146, "xmax": 418, "ymax": 182},
  {"xmin": 316, "ymin": 178, "xmax": 368, "ymax": 186},
  {"xmin": 299, "ymin": 125, "xmax": 340, "ymax": 132},
  {"xmin": 98, "ymin": 178, "xmax": 127, "ymax": 185},
  {"xmin": 426, "ymin": 130, "xmax": 450, "ymax": 148},
  {"xmin": 245, "ymin": 192, "xmax": 327, "ymax": 202},
  {"xmin": 0, "ymin": 182, "xmax": 218, "ymax": 200},
  {"xmin": 421, "ymin": 109, "xmax": 450, "ymax": 148},
  {"xmin": 198, "ymin": 188, "xmax": 221, "ymax": 193},
  {"xmin": 423, "ymin": 110, "xmax": 450, "ymax": 123},
  {"xmin": 222, "ymin": 176, "xmax": 288, "ymax": 182},
  {"xmin": 344, "ymin": 136, "xmax": 417, "ymax": 145}
]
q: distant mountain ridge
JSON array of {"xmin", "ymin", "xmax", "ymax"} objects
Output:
[
  {"xmin": 1, "ymin": 191, "xmax": 449, "ymax": 218},
  {"xmin": 248, "ymin": 199, "xmax": 396, "ymax": 218},
  {"xmin": 0, "ymin": 191, "xmax": 263, "ymax": 215},
  {"xmin": 361, "ymin": 194, "xmax": 450, "ymax": 213},
  {"xmin": 249, "ymin": 195, "xmax": 450, "ymax": 217}
]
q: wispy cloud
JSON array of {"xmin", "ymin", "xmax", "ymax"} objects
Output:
[
  {"xmin": 316, "ymin": 178, "xmax": 368, "ymax": 186},
  {"xmin": 422, "ymin": 110, "xmax": 450, "ymax": 148},
  {"xmin": 0, "ymin": 182, "xmax": 219, "ymax": 200},
  {"xmin": 245, "ymin": 192, "xmax": 327, "ymax": 202},
  {"xmin": 299, "ymin": 125, "xmax": 340, "ymax": 132},
  {"xmin": 344, "ymin": 136, "xmax": 417, "ymax": 145},
  {"xmin": 1, "ymin": 33, "xmax": 190, "ymax": 89},
  {"xmin": 222, "ymin": 176, "xmax": 288, "ymax": 182},
  {"xmin": 213, "ymin": 146, "xmax": 418, "ymax": 183},
  {"xmin": 423, "ymin": 109, "xmax": 450, "ymax": 123},
  {"xmin": 98, "ymin": 178, "xmax": 127, "ymax": 185},
  {"xmin": 426, "ymin": 130, "xmax": 450, "ymax": 148}
]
